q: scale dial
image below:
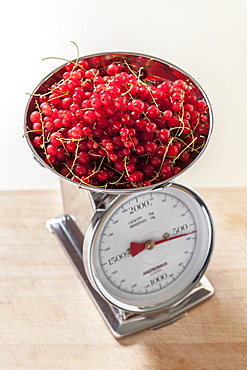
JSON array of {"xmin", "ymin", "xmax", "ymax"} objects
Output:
[{"xmin": 83, "ymin": 183, "xmax": 214, "ymax": 313}]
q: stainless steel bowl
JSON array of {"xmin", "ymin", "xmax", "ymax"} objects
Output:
[{"xmin": 24, "ymin": 51, "xmax": 213, "ymax": 194}]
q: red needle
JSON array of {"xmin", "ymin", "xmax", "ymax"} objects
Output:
[{"xmin": 130, "ymin": 231, "xmax": 196, "ymax": 257}]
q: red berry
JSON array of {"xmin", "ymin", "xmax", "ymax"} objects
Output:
[
  {"xmin": 77, "ymin": 59, "xmax": 89, "ymax": 70},
  {"xmin": 129, "ymin": 154, "xmax": 138, "ymax": 165},
  {"xmin": 30, "ymin": 111, "xmax": 41, "ymax": 123},
  {"xmin": 144, "ymin": 141, "xmax": 157, "ymax": 154},
  {"xmin": 105, "ymin": 142, "xmax": 114, "ymax": 151},
  {"xmin": 159, "ymin": 81, "xmax": 171, "ymax": 93},
  {"xmin": 135, "ymin": 145, "xmax": 145, "ymax": 155},
  {"xmin": 184, "ymin": 103, "xmax": 194, "ymax": 114},
  {"xmin": 128, "ymin": 171, "xmax": 143, "ymax": 183},
  {"xmin": 167, "ymin": 117, "xmax": 179, "ymax": 128},
  {"xmin": 80, "ymin": 176, "xmax": 92, "ymax": 185},
  {"xmin": 130, "ymin": 99, "xmax": 145, "ymax": 113},
  {"xmin": 104, "ymin": 103, "xmax": 117, "ymax": 116},
  {"xmin": 100, "ymin": 93, "xmax": 112, "ymax": 106},
  {"xmin": 167, "ymin": 144, "xmax": 179, "ymax": 157},
  {"xmin": 160, "ymin": 165, "xmax": 172, "ymax": 178},
  {"xmin": 180, "ymin": 120, "xmax": 191, "ymax": 135},
  {"xmin": 60, "ymin": 166, "xmax": 71, "ymax": 177},
  {"xmin": 56, "ymin": 148, "xmax": 67, "ymax": 161},
  {"xmin": 113, "ymin": 72, "xmax": 129, "ymax": 86},
  {"xmin": 32, "ymin": 122, "xmax": 42, "ymax": 134},
  {"xmin": 172, "ymin": 166, "xmax": 182, "ymax": 175},
  {"xmin": 138, "ymin": 85, "xmax": 149, "ymax": 99},
  {"xmin": 68, "ymin": 127, "xmax": 83, "ymax": 139},
  {"xmin": 124, "ymin": 140, "xmax": 133, "ymax": 149},
  {"xmin": 32, "ymin": 136, "xmax": 43, "ymax": 148},
  {"xmin": 82, "ymin": 126, "xmax": 92, "ymax": 137},
  {"xmin": 120, "ymin": 127, "xmax": 129, "ymax": 138},
  {"xmin": 50, "ymin": 132, "xmax": 64, "ymax": 146},
  {"xmin": 122, "ymin": 147, "xmax": 131, "ymax": 156},
  {"xmin": 172, "ymin": 92, "xmax": 183, "ymax": 102},
  {"xmin": 180, "ymin": 151, "xmax": 190, "ymax": 162},
  {"xmin": 134, "ymin": 119, "xmax": 146, "ymax": 131},
  {"xmin": 149, "ymin": 156, "xmax": 161, "ymax": 167},
  {"xmin": 109, "ymin": 152, "xmax": 118, "ymax": 161},
  {"xmin": 142, "ymin": 164, "xmax": 154, "ymax": 178},
  {"xmin": 144, "ymin": 122, "xmax": 157, "ymax": 134},
  {"xmin": 120, "ymin": 113, "xmax": 132, "ymax": 125},
  {"xmin": 196, "ymin": 100, "xmax": 207, "ymax": 113},
  {"xmin": 146, "ymin": 105, "xmax": 159, "ymax": 119},
  {"xmin": 173, "ymin": 79, "xmax": 187, "ymax": 90},
  {"xmin": 74, "ymin": 165, "xmax": 88, "ymax": 177},
  {"xmin": 163, "ymin": 110, "xmax": 172, "ymax": 120},
  {"xmin": 85, "ymin": 68, "xmax": 99, "ymax": 79},
  {"xmin": 158, "ymin": 128, "xmax": 170, "ymax": 142},
  {"xmin": 106, "ymin": 168, "xmax": 116, "ymax": 180},
  {"xmin": 90, "ymin": 95, "xmax": 101, "ymax": 109},
  {"xmin": 196, "ymin": 123, "xmax": 208, "ymax": 135},
  {"xmin": 62, "ymin": 97, "xmax": 73, "ymax": 109},
  {"xmin": 65, "ymin": 141, "xmax": 77, "ymax": 152},
  {"xmin": 46, "ymin": 144, "xmax": 57, "ymax": 156},
  {"xmin": 114, "ymin": 159, "xmax": 125, "ymax": 172},
  {"xmin": 157, "ymin": 145, "xmax": 167, "ymax": 157},
  {"xmin": 200, "ymin": 114, "xmax": 208, "ymax": 123},
  {"xmin": 140, "ymin": 132, "xmax": 154, "ymax": 142},
  {"xmin": 108, "ymin": 86, "xmax": 121, "ymax": 98},
  {"xmin": 40, "ymin": 103, "xmax": 52, "ymax": 115},
  {"xmin": 45, "ymin": 156, "xmax": 57, "ymax": 166},
  {"xmin": 172, "ymin": 102, "xmax": 182, "ymax": 113},
  {"xmin": 126, "ymin": 163, "xmax": 135, "ymax": 174},
  {"xmin": 87, "ymin": 140, "xmax": 98, "ymax": 150},
  {"xmin": 112, "ymin": 135, "xmax": 124, "ymax": 149},
  {"xmin": 84, "ymin": 110, "xmax": 96, "ymax": 123},
  {"xmin": 107, "ymin": 63, "xmax": 119, "ymax": 76},
  {"xmin": 96, "ymin": 117, "xmax": 108, "ymax": 128},
  {"xmin": 114, "ymin": 96, "xmax": 127, "ymax": 110}
]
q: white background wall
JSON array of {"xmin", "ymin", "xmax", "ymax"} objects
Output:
[{"xmin": 1, "ymin": 0, "xmax": 247, "ymax": 190}]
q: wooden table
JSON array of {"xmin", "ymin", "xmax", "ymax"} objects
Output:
[{"xmin": 0, "ymin": 188, "xmax": 246, "ymax": 369}]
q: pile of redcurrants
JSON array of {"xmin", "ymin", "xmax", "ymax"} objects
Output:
[{"xmin": 26, "ymin": 55, "xmax": 210, "ymax": 190}]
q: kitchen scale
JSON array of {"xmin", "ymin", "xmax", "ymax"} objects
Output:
[{"xmin": 25, "ymin": 52, "xmax": 214, "ymax": 338}]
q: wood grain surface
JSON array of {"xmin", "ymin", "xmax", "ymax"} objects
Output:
[{"xmin": 0, "ymin": 188, "xmax": 246, "ymax": 370}]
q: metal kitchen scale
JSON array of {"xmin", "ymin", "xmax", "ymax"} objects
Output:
[{"xmin": 25, "ymin": 52, "xmax": 214, "ymax": 338}]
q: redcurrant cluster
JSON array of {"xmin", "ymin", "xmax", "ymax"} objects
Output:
[{"xmin": 26, "ymin": 57, "xmax": 210, "ymax": 189}]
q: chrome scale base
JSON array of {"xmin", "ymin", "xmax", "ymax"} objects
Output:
[{"xmin": 46, "ymin": 214, "xmax": 214, "ymax": 339}]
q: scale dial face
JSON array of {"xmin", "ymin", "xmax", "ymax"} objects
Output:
[{"xmin": 84, "ymin": 184, "xmax": 214, "ymax": 313}]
